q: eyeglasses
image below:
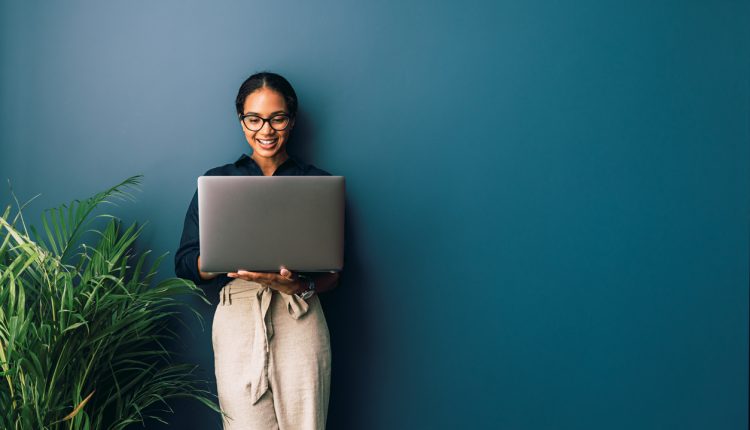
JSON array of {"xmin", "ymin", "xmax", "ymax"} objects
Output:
[{"xmin": 240, "ymin": 113, "xmax": 292, "ymax": 131}]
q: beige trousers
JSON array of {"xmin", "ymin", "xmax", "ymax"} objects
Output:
[{"xmin": 212, "ymin": 279, "xmax": 331, "ymax": 430}]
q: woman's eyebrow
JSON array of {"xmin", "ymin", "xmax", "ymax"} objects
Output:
[{"xmin": 243, "ymin": 110, "xmax": 288, "ymax": 116}]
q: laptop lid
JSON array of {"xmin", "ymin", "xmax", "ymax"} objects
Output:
[{"xmin": 198, "ymin": 176, "xmax": 345, "ymax": 273}]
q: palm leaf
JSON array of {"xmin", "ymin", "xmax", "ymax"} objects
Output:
[
  {"xmin": 0, "ymin": 176, "xmax": 219, "ymax": 429},
  {"xmin": 37, "ymin": 176, "xmax": 142, "ymax": 262}
]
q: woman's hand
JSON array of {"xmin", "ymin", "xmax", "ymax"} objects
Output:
[{"xmin": 227, "ymin": 266, "xmax": 303, "ymax": 296}]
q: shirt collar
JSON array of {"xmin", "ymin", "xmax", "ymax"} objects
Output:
[{"xmin": 233, "ymin": 153, "xmax": 304, "ymax": 174}]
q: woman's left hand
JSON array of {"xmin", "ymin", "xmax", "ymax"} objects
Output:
[{"xmin": 227, "ymin": 266, "xmax": 303, "ymax": 296}]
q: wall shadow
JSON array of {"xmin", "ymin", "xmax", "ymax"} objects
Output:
[
  {"xmin": 319, "ymin": 198, "xmax": 373, "ymax": 430},
  {"xmin": 291, "ymin": 107, "xmax": 375, "ymax": 429}
]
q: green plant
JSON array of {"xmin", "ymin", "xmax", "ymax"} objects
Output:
[{"xmin": 0, "ymin": 176, "xmax": 220, "ymax": 429}]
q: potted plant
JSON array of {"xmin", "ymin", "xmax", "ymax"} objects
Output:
[{"xmin": 0, "ymin": 176, "xmax": 220, "ymax": 429}]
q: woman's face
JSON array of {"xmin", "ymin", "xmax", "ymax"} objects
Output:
[{"xmin": 240, "ymin": 87, "xmax": 294, "ymax": 161}]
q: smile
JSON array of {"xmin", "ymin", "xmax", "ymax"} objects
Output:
[{"xmin": 257, "ymin": 138, "xmax": 277, "ymax": 147}]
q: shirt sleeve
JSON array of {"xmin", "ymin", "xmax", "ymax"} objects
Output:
[{"xmin": 174, "ymin": 189, "xmax": 228, "ymax": 289}]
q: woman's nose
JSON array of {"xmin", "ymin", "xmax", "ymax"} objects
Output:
[{"xmin": 260, "ymin": 121, "xmax": 276, "ymax": 133}]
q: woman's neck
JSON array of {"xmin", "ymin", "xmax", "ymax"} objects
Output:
[{"xmin": 252, "ymin": 151, "xmax": 289, "ymax": 176}]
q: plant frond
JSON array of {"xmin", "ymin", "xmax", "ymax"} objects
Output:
[{"xmin": 0, "ymin": 175, "xmax": 218, "ymax": 429}]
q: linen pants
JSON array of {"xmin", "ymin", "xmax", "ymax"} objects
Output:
[{"xmin": 212, "ymin": 279, "xmax": 331, "ymax": 430}]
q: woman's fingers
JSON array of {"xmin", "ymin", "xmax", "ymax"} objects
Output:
[
  {"xmin": 227, "ymin": 269, "xmax": 298, "ymax": 295},
  {"xmin": 279, "ymin": 266, "xmax": 295, "ymax": 280},
  {"xmin": 235, "ymin": 270, "xmax": 269, "ymax": 282},
  {"xmin": 230, "ymin": 269, "xmax": 295, "ymax": 284}
]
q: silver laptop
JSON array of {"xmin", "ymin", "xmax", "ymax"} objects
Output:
[{"xmin": 198, "ymin": 176, "xmax": 345, "ymax": 273}]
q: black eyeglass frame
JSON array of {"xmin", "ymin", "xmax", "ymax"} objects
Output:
[{"xmin": 239, "ymin": 113, "xmax": 293, "ymax": 131}]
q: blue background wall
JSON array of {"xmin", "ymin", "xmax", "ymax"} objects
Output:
[{"xmin": 1, "ymin": 1, "xmax": 748, "ymax": 429}]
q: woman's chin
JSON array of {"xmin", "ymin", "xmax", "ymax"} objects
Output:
[{"xmin": 252, "ymin": 144, "xmax": 285, "ymax": 158}]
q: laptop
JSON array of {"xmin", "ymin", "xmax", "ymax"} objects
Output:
[{"xmin": 198, "ymin": 176, "xmax": 345, "ymax": 273}]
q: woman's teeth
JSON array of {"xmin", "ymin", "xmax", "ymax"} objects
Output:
[{"xmin": 258, "ymin": 139, "xmax": 276, "ymax": 146}]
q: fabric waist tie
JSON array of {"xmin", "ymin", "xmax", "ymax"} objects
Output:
[{"xmin": 219, "ymin": 279, "xmax": 310, "ymax": 405}]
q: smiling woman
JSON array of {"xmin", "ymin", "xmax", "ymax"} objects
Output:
[{"xmin": 174, "ymin": 71, "xmax": 340, "ymax": 430}]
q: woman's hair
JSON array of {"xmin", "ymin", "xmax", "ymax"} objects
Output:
[{"xmin": 235, "ymin": 71, "xmax": 298, "ymax": 118}]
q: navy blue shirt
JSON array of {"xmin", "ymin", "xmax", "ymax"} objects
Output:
[{"xmin": 174, "ymin": 153, "xmax": 331, "ymax": 291}]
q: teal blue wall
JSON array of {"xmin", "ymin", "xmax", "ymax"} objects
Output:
[{"xmin": 1, "ymin": 1, "xmax": 748, "ymax": 429}]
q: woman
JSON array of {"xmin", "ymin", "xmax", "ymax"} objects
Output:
[{"xmin": 175, "ymin": 71, "xmax": 339, "ymax": 430}]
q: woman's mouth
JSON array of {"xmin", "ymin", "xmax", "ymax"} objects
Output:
[{"xmin": 256, "ymin": 138, "xmax": 278, "ymax": 149}]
